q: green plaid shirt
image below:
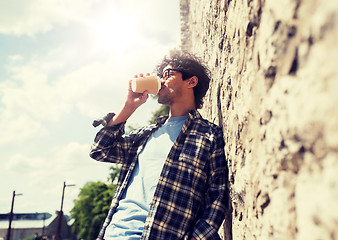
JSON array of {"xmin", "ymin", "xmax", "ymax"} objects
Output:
[{"xmin": 90, "ymin": 110, "xmax": 229, "ymax": 240}]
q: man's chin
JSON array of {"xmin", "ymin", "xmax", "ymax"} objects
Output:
[{"xmin": 157, "ymin": 97, "xmax": 169, "ymax": 105}]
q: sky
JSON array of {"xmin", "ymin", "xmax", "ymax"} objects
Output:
[{"xmin": 0, "ymin": 0, "xmax": 181, "ymax": 216}]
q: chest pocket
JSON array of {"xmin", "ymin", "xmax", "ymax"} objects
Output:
[
  {"xmin": 176, "ymin": 133, "xmax": 211, "ymax": 187},
  {"xmin": 179, "ymin": 133, "xmax": 211, "ymax": 165}
]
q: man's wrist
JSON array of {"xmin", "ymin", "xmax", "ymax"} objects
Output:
[{"xmin": 107, "ymin": 104, "xmax": 136, "ymax": 126}]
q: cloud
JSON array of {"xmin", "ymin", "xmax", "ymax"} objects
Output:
[
  {"xmin": 0, "ymin": 112, "xmax": 47, "ymax": 145},
  {"xmin": 2, "ymin": 64, "xmax": 71, "ymax": 120},
  {"xmin": 0, "ymin": 32, "xmax": 175, "ymax": 144},
  {"xmin": 1, "ymin": 141, "xmax": 110, "ymax": 213},
  {"xmin": 0, "ymin": 0, "xmax": 106, "ymax": 36},
  {"xmin": 52, "ymin": 142, "xmax": 92, "ymax": 167},
  {"xmin": 2, "ymin": 129, "xmax": 105, "ymax": 179},
  {"xmin": 0, "ymin": 0, "xmax": 181, "ymax": 50},
  {"xmin": 0, "ymin": 62, "xmax": 73, "ymax": 144},
  {"xmin": 8, "ymin": 55, "xmax": 24, "ymax": 62},
  {"xmin": 131, "ymin": 1, "xmax": 181, "ymax": 45},
  {"xmin": 5, "ymin": 154, "xmax": 45, "ymax": 173},
  {"xmin": 0, "ymin": 52, "xmax": 125, "ymax": 145}
]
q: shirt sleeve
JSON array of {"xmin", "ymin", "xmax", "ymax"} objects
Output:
[
  {"xmin": 89, "ymin": 121, "xmax": 130, "ymax": 164},
  {"xmin": 90, "ymin": 111, "xmax": 138, "ymax": 164},
  {"xmin": 192, "ymin": 127, "xmax": 230, "ymax": 240},
  {"xmin": 92, "ymin": 112, "xmax": 116, "ymax": 127}
]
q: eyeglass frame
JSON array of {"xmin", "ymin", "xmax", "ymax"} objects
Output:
[{"xmin": 159, "ymin": 68, "xmax": 192, "ymax": 80}]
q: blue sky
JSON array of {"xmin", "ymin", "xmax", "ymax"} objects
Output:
[{"xmin": 0, "ymin": 0, "xmax": 180, "ymax": 215}]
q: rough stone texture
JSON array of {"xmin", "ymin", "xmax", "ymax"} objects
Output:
[{"xmin": 180, "ymin": 0, "xmax": 338, "ymax": 239}]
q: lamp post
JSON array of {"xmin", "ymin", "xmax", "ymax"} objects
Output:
[
  {"xmin": 42, "ymin": 213, "xmax": 46, "ymax": 236},
  {"xmin": 56, "ymin": 181, "xmax": 75, "ymax": 240},
  {"xmin": 7, "ymin": 191, "xmax": 23, "ymax": 240}
]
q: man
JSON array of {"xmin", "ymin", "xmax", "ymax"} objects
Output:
[{"xmin": 90, "ymin": 53, "xmax": 229, "ymax": 240}]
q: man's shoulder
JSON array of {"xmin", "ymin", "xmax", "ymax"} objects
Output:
[
  {"xmin": 199, "ymin": 115, "xmax": 220, "ymax": 128},
  {"xmin": 188, "ymin": 110, "xmax": 222, "ymax": 134},
  {"xmin": 195, "ymin": 117, "xmax": 222, "ymax": 133}
]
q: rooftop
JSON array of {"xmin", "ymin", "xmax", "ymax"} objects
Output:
[{"xmin": 0, "ymin": 213, "xmax": 57, "ymax": 229}]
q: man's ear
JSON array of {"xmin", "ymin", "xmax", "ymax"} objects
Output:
[{"xmin": 187, "ymin": 76, "xmax": 198, "ymax": 89}]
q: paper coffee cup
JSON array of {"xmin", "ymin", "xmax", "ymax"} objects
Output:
[{"xmin": 131, "ymin": 75, "xmax": 160, "ymax": 95}]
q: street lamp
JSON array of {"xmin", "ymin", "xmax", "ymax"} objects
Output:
[
  {"xmin": 7, "ymin": 191, "xmax": 23, "ymax": 240},
  {"xmin": 56, "ymin": 181, "xmax": 75, "ymax": 240}
]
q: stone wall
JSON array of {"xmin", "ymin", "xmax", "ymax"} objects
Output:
[{"xmin": 180, "ymin": 0, "xmax": 338, "ymax": 239}]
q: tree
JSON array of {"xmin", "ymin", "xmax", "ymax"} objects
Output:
[
  {"xmin": 70, "ymin": 166, "xmax": 120, "ymax": 240},
  {"xmin": 108, "ymin": 163, "xmax": 121, "ymax": 184},
  {"xmin": 149, "ymin": 104, "xmax": 169, "ymax": 124},
  {"xmin": 70, "ymin": 181, "xmax": 113, "ymax": 239}
]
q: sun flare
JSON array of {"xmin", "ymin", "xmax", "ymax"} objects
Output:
[{"xmin": 88, "ymin": 7, "xmax": 138, "ymax": 54}]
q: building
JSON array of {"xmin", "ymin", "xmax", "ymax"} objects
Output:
[{"xmin": 0, "ymin": 212, "xmax": 76, "ymax": 240}]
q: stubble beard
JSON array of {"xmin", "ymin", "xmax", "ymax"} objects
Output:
[
  {"xmin": 157, "ymin": 86, "xmax": 182, "ymax": 106},
  {"xmin": 157, "ymin": 92, "xmax": 172, "ymax": 105}
]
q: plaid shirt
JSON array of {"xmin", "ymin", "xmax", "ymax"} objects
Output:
[{"xmin": 90, "ymin": 110, "xmax": 229, "ymax": 240}]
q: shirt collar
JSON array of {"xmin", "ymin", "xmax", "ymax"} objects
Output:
[{"xmin": 155, "ymin": 109, "xmax": 201, "ymax": 125}]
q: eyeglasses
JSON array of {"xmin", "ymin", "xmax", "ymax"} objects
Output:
[{"xmin": 161, "ymin": 68, "xmax": 183, "ymax": 80}]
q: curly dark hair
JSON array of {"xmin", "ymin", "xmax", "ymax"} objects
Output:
[{"xmin": 154, "ymin": 52, "xmax": 211, "ymax": 109}]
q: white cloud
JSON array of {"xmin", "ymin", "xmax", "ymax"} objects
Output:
[
  {"xmin": 52, "ymin": 142, "xmax": 91, "ymax": 167},
  {"xmin": 0, "ymin": 112, "xmax": 47, "ymax": 145},
  {"xmin": 2, "ymin": 64, "xmax": 72, "ymax": 120},
  {"xmin": 0, "ymin": 0, "xmax": 180, "ymax": 43},
  {"xmin": 0, "ymin": 141, "xmax": 110, "ymax": 213},
  {"xmin": 0, "ymin": 36, "xmax": 173, "ymax": 144},
  {"xmin": 8, "ymin": 55, "xmax": 24, "ymax": 62},
  {"xmin": 5, "ymin": 154, "xmax": 44, "ymax": 172},
  {"xmin": 0, "ymin": 0, "xmax": 107, "ymax": 36},
  {"xmin": 0, "ymin": 54, "xmax": 123, "ymax": 144},
  {"xmin": 4, "ymin": 142, "xmax": 103, "ymax": 180},
  {"xmin": 0, "ymin": 0, "xmax": 181, "ymax": 49}
]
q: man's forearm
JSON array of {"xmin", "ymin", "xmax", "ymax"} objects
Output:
[
  {"xmin": 108, "ymin": 78, "xmax": 149, "ymax": 126},
  {"xmin": 107, "ymin": 102, "xmax": 138, "ymax": 126}
]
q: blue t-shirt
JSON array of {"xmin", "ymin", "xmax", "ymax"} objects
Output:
[{"xmin": 104, "ymin": 116, "xmax": 187, "ymax": 240}]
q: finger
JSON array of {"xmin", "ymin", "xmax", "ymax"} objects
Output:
[
  {"xmin": 128, "ymin": 79, "xmax": 133, "ymax": 89},
  {"xmin": 142, "ymin": 91, "xmax": 149, "ymax": 100}
]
